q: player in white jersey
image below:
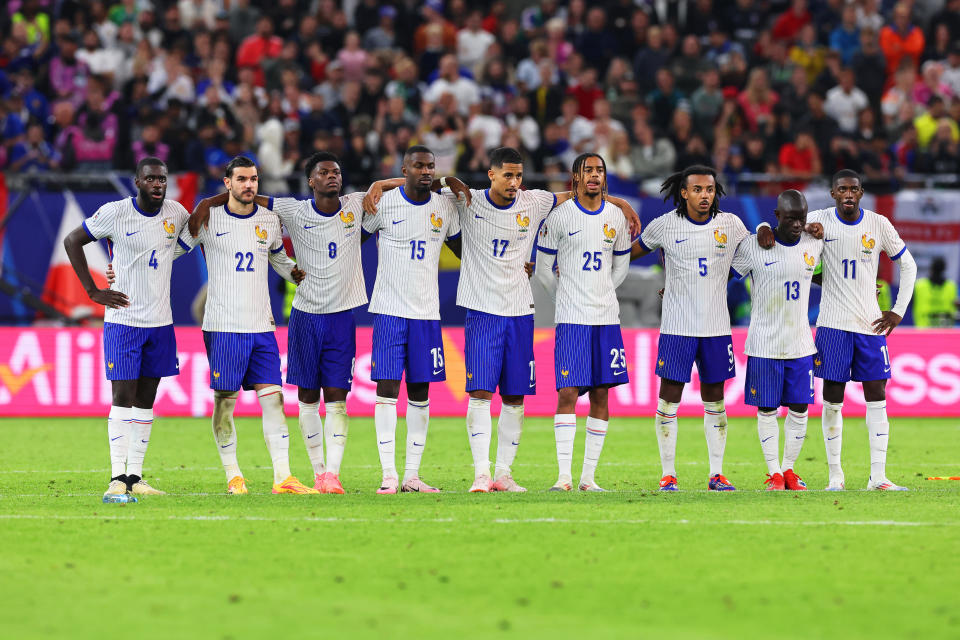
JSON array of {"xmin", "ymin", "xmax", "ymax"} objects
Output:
[
  {"xmin": 187, "ymin": 152, "xmax": 380, "ymax": 495},
  {"xmin": 361, "ymin": 146, "xmax": 462, "ymax": 494},
  {"xmin": 807, "ymin": 170, "xmax": 917, "ymax": 491},
  {"xmin": 535, "ymin": 153, "xmax": 632, "ymax": 492},
  {"xmin": 63, "ymin": 157, "xmax": 189, "ymax": 502},
  {"xmin": 731, "ymin": 191, "xmax": 823, "ymax": 491},
  {"xmin": 178, "ymin": 156, "xmax": 317, "ymax": 496}
]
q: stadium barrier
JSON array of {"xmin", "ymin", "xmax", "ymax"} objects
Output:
[{"xmin": 1, "ymin": 327, "xmax": 957, "ymax": 418}]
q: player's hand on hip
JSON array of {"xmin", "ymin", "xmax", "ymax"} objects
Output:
[
  {"xmin": 89, "ymin": 287, "xmax": 129, "ymax": 309},
  {"xmin": 362, "ymin": 184, "xmax": 382, "ymax": 214},
  {"xmin": 805, "ymin": 222, "xmax": 824, "ymax": 239},
  {"xmin": 657, "ymin": 288, "xmax": 664, "ymax": 300},
  {"xmin": 871, "ymin": 311, "xmax": 902, "ymax": 336},
  {"xmin": 291, "ymin": 266, "xmax": 306, "ymax": 284},
  {"xmin": 188, "ymin": 202, "xmax": 211, "ymax": 237},
  {"xmin": 524, "ymin": 261, "xmax": 534, "ymax": 278},
  {"xmin": 105, "ymin": 263, "xmax": 116, "ymax": 285},
  {"xmin": 757, "ymin": 224, "xmax": 775, "ymax": 249}
]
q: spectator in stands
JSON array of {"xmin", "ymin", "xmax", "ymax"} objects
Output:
[
  {"xmin": 922, "ymin": 23, "xmax": 952, "ymax": 67},
  {"xmin": 880, "ymin": 2, "xmax": 925, "ymax": 77},
  {"xmin": 691, "ymin": 67, "xmax": 724, "ymax": 133},
  {"xmin": 425, "ymin": 53, "xmax": 480, "ymax": 116},
  {"xmin": 647, "ymin": 68, "xmax": 683, "ymax": 132},
  {"xmin": 882, "ymin": 65, "xmax": 918, "ymax": 135},
  {"xmin": 633, "ymin": 25, "xmax": 669, "ymax": 95},
  {"xmin": 131, "ymin": 122, "xmax": 168, "ymax": 166},
  {"xmin": 914, "ymin": 96, "xmax": 959, "ymax": 149},
  {"xmin": 916, "ymin": 120, "xmax": 960, "ymax": 174},
  {"xmin": 852, "ymin": 28, "xmax": 888, "ymax": 110},
  {"xmin": 50, "ymin": 31, "xmax": 89, "ymax": 109},
  {"xmin": 778, "ymin": 129, "xmax": 822, "ymax": 190},
  {"xmin": 629, "ymin": 119, "xmax": 675, "ymax": 179},
  {"xmin": 576, "ymin": 7, "xmax": 615, "ymax": 73},
  {"xmin": 235, "ymin": 16, "xmax": 283, "ymax": 87},
  {"xmin": 364, "ymin": 6, "xmax": 397, "ymax": 52},
  {"xmin": 913, "ymin": 257, "xmax": 959, "ymax": 328},
  {"xmin": 738, "ymin": 68, "xmax": 779, "ymax": 132},
  {"xmin": 766, "ymin": 38, "xmax": 795, "ymax": 92},
  {"xmin": 567, "ymin": 67, "xmax": 604, "ymax": 119},
  {"xmin": 789, "ymin": 24, "xmax": 824, "ymax": 85},
  {"xmin": 8, "ymin": 122, "xmax": 60, "ymax": 172},
  {"xmin": 772, "ymin": 0, "xmax": 811, "ymax": 44},
  {"xmin": 671, "ymin": 35, "xmax": 711, "ymax": 96},
  {"xmin": 830, "ymin": 3, "xmax": 860, "ymax": 65},
  {"xmin": 414, "ymin": 0, "xmax": 457, "ymax": 55},
  {"xmin": 825, "ymin": 67, "xmax": 870, "ymax": 134},
  {"xmin": 457, "ymin": 10, "xmax": 495, "ymax": 76},
  {"xmin": 913, "ymin": 61, "xmax": 955, "ymax": 106},
  {"xmin": 544, "ymin": 17, "xmax": 573, "ymax": 68},
  {"xmin": 56, "ymin": 80, "xmax": 117, "ymax": 171}
]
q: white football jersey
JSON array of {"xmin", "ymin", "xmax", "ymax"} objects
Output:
[
  {"xmin": 638, "ymin": 209, "xmax": 749, "ymax": 337},
  {"xmin": 270, "ymin": 193, "xmax": 368, "ymax": 315},
  {"xmin": 537, "ymin": 198, "xmax": 631, "ymax": 325},
  {"xmin": 448, "ymin": 188, "xmax": 556, "ymax": 316},
  {"xmin": 809, "ymin": 207, "xmax": 907, "ymax": 334},
  {"xmin": 362, "ymin": 186, "xmax": 461, "ymax": 320},
  {"xmin": 82, "ymin": 197, "xmax": 190, "ymax": 327},
  {"xmin": 731, "ymin": 234, "xmax": 822, "ymax": 359},
  {"xmin": 178, "ymin": 203, "xmax": 284, "ymax": 333}
]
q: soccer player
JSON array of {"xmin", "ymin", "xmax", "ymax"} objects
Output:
[
  {"xmin": 534, "ymin": 153, "xmax": 632, "ymax": 492},
  {"xmin": 63, "ymin": 157, "xmax": 189, "ymax": 501},
  {"xmin": 189, "ymin": 152, "xmax": 377, "ymax": 494},
  {"xmin": 177, "ymin": 156, "xmax": 316, "ymax": 495},
  {"xmin": 808, "ymin": 170, "xmax": 917, "ymax": 491},
  {"xmin": 361, "ymin": 145, "xmax": 462, "ymax": 494},
  {"xmin": 730, "ymin": 190, "xmax": 822, "ymax": 491}
]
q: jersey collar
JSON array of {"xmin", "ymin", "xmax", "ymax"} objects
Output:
[
  {"xmin": 484, "ymin": 189, "xmax": 516, "ymax": 210},
  {"xmin": 399, "ymin": 185, "xmax": 430, "ymax": 206},
  {"xmin": 130, "ymin": 197, "xmax": 161, "ymax": 218},
  {"xmin": 224, "ymin": 203, "xmax": 258, "ymax": 219},
  {"xmin": 684, "ymin": 211, "xmax": 710, "ymax": 225},
  {"xmin": 834, "ymin": 206, "xmax": 864, "ymax": 225},
  {"xmin": 311, "ymin": 198, "xmax": 342, "ymax": 217},
  {"xmin": 573, "ymin": 197, "xmax": 604, "ymax": 215}
]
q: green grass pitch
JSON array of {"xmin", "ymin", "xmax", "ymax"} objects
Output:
[{"xmin": 1, "ymin": 415, "xmax": 958, "ymax": 639}]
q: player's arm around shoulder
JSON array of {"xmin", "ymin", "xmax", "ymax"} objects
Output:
[
  {"xmin": 604, "ymin": 195, "xmax": 642, "ymax": 237},
  {"xmin": 631, "ymin": 212, "xmax": 663, "ymax": 260}
]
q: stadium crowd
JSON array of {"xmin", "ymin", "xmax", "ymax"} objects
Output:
[{"xmin": 1, "ymin": 0, "xmax": 959, "ymax": 192}]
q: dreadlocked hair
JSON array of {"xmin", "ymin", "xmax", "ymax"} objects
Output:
[
  {"xmin": 660, "ymin": 165, "xmax": 726, "ymax": 218},
  {"xmin": 571, "ymin": 153, "xmax": 608, "ymax": 201}
]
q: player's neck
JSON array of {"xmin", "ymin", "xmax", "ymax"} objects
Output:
[
  {"xmin": 488, "ymin": 189, "xmax": 513, "ymax": 208},
  {"xmin": 576, "ymin": 192, "xmax": 603, "ymax": 211},
  {"xmin": 227, "ymin": 195, "xmax": 254, "ymax": 215},
  {"xmin": 313, "ymin": 193, "xmax": 340, "ymax": 213},
  {"xmin": 684, "ymin": 204, "xmax": 709, "ymax": 223},
  {"xmin": 836, "ymin": 205, "xmax": 860, "ymax": 220},
  {"xmin": 402, "ymin": 183, "xmax": 431, "ymax": 203},
  {"xmin": 774, "ymin": 227, "xmax": 797, "ymax": 245},
  {"xmin": 135, "ymin": 194, "xmax": 162, "ymax": 214}
]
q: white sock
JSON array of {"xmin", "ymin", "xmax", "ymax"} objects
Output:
[
  {"xmin": 757, "ymin": 410, "xmax": 781, "ymax": 476},
  {"xmin": 865, "ymin": 400, "xmax": 889, "ymax": 480},
  {"xmin": 703, "ymin": 400, "xmax": 728, "ymax": 477},
  {"xmin": 107, "ymin": 405, "xmax": 132, "ymax": 478},
  {"xmin": 404, "ymin": 399, "xmax": 430, "ymax": 482},
  {"xmin": 126, "ymin": 407, "xmax": 153, "ymax": 478},
  {"xmin": 554, "ymin": 413, "xmax": 576, "ymax": 480},
  {"xmin": 324, "ymin": 401, "xmax": 348, "ymax": 475},
  {"xmin": 581, "ymin": 416, "xmax": 608, "ymax": 485},
  {"xmin": 258, "ymin": 385, "xmax": 291, "ymax": 484},
  {"xmin": 782, "ymin": 409, "xmax": 808, "ymax": 472},
  {"xmin": 374, "ymin": 396, "xmax": 398, "ymax": 478},
  {"xmin": 495, "ymin": 403, "xmax": 524, "ymax": 479},
  {"xmin": 298, "ymin": 400, "xmax": 325, "ymax": 476},
  {"xmin": 466, "ymin": 397, "xmax": 492, "ymax": 477},
  {"xmin": 822, "ymin": 400, "xmax": 843, "ymax": 476},
  {"xmin": 212, "ymin": 392, "xmax": 241, "ymax": 481},
  {"xmin": 655, "ymin": 398, "xmax": 679, "ymax": 477}
]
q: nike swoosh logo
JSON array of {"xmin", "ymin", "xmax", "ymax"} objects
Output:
[
  {"xmin": 511, "ymin": 440, "xmax": 520, "ymax": 445},
  {"xmin": 125, "ymin": 231, "xmax": 140, "ymax": 236},
  {"xmin": 613, "ymin": 370, "xmax": 625, "ymax": 376},
  {"xmin": 474, "ymin": 214, "xmax": 484, "ymax": 219},
  {"xmin": 281, "ymin": 434, "xmax": 289, "ymax": 439},
  {"xmin": 216, "ymin": 231, "xmax": 230, "ymax": 236},
  {"xmin": 529, "ymin": 383, "xmax": 536, "ymax": 388},
  {"xmin": 392, "ymin": 220, "xmax": 404, "ymax": 225},
  {"xmin": 827, "ymin": 435, "xmax": 839, "ymax": 441},
  {"xmin": 795, "ymin": 436, "xmax": 805, "ymax": 440},
  {"xmin": 307, "ymin": 433, "xmax": 318, "ymax": 439},
  {"xmin": 568, "ymin": 230, "xmax": 581, "ymax": 236},
  {"xmin": 659, "ymin": 421, "xmax": 670, "ymax": 425},
  {"xmin": 379, "ymin": 440, "xmax": 392, "ymax": 445},
  {"xmin": 824, "ymin": 238, "xmax": 837, "ymax": 242},
  {"xmin": 110, "ymin": 436, "xmax": 122, "ymax": 441},
  {"xmin": 221, "ymin": 444, "xmax": 231, "ymax": 448},
  {"xmin": 675, "ymin": 239, "xmax": 687, "ymax": 243},
  {"xmin": 470, "ymin": 432, "xmax": 483, "ymax": 437},
  {"xmin": 332, "ymin": 434, "xmax": 345, "ymax": 438},
  {"xmin": 875, "ymin": 433, "xmax": 888, "ymax": 437},
  {"xmin": 764, "ymin": 261, "xmax": 778, "ymax": 266},
  {"xmin": 761, "ymin": 436, "xmax": 773, "ymax": 442},
  {"xmin": 728, "ymin": 366, "xmax": 734, "ymax": 371},
  {"xmin": 304, "ymin": 224, "xmax": 318, "ymax": 229},
  {"xmin": 883, "ymin": 367, "xmax": 891, "ymax": 373},
  {"xmin": 413, "ymin": 441, "xmax": 424, "ymax": 446},
  {"xmin": 433, "ymin": 369, "xmax": 443, "ymax": 375},
  {"xmin": 141, "ymin": 439, "xmax": 149, "ymax": 444}
]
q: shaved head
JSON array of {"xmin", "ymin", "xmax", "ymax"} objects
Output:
[{"xmin": 777, "ymin": 189, "xmax": 807, "ymax": 212}]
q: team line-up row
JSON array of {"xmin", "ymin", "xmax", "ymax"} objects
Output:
[{"xmin": 62, "ymin": 145, "xmax": 916, "ymax": 502}]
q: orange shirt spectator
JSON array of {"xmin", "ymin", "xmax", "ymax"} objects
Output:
[
  {"xmin": 879, "ymin": 3, "xmax": 925, "ymax": 76},
  {"xmin": 414, "ymin": 1, "xmax": 457, "ymax": 54}
]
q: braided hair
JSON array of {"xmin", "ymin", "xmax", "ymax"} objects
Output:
[
  {"xmin": 571, "ymin": 152, "xmax": 608, "ymax": 201},
  {"xmin": 660, "ymin": 165, "xmax": 725, "ymax": 218}
]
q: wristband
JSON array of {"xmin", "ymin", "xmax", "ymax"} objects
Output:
[{"xmin": 755, "ymin": 222, "xmax": 771, "ymax": 232}]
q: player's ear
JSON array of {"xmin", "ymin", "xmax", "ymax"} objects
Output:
[{"xmin": 488, "ymin": 168, "xmax": 495, "ymax": 182}]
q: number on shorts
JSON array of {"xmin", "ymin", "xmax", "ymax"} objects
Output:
[
  {"xmin": 528, "ymin": 360, "xmax": 536, "ymax": 383},
  {"xmin": 727, "ymin": 343, "xmax": 734, "ymax": 367},
  {"xmin": 609, "ymin": 348, "xmax": 626, "ymax": 370},
  {"xmin": 430, "ymin": 347, "xmax": 444, "ymax": 369},
  {"xmin": 809, "ymin": 369, "xmax": 814, "ymax": 390},
  {"xmin": 880, "ymin": 345, "xmax": 889, "ymax": 366}
]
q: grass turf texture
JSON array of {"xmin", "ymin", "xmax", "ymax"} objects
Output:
[{"xmin": 1, "ymin": 416, "xmax": 958, "ymax": 639}]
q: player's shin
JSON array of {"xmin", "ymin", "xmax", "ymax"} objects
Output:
[
  {"xmin": 865, "ymin": 400, "xmax": 889, "ymax": 481},
  {"xmin": 821, "ymin": 400, "xmax": 844, "ymax": 478},
  {"xmin": 466, "ymin": 397, "xmax": 492, "ymax": 478},
  {"xmin": 374, "ymin": 396, "xmax": 399, "ymax": 479},
  {"xmin": 107, "ymin": 405, "xmax": 133, "ymax": 480},
  {"xmin": 258, "ymin": 385, "xmax": 292, "ymax": 484},
  {"xmin": 782, "ymin": 409, "xmax": 808, "ymax": 472},
  {"xmin": 212, "ymin": 391, "xmax": 241, "ymax": 481},
  {"xmin": 703, "ymin": 400, "xmax": 728, "ymax": 476},
  {"xmin": 581, "ymin": 416, "xmax": 608, "ymax": 486},
  {"xmin": 757, "ymin": 410, "xmax": 781, "ymax": 475},
  {"xmin": 495, "ymin": 403, "xmax": 524, "ymax": 479},
  {"xmin": 404, "ymin": 399, "xmax": 430, "ymax": 482},
  {"xmin": 655, "ymin": 399, "xmax": 679, "ymax": 478},
  {"xmin": 126, "ymin": 407, "xmax": 154, "ymax": 482},
  {"xmin": 298, "ymin": 400, "xmax": 325, "ymax": 476},
  {"xmin": 554, "ymin": 413, "xmax": 576, "ymax": 481},
  {"xmin": 324, "ymin": 401, "xmax": 348, "ymax": 474}
]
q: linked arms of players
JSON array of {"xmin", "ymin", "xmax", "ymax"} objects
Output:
[
  {"xmin": 63, "ymin": 226, "xmax": 130, "ymax": 309},
  {"xmin": 874, "ymin": 249, "xmax": 916, "ymax": 336},
  {"xmin": 534, "ymin": 246, "xmax": 558, "ymax": 297}
]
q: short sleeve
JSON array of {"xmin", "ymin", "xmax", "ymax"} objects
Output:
[
  {"xmin": 269, "ymin": 235, "xmax": 285, "ymax": 254},
  {"xmin": 439, "ymin": 187, "xmax": 470, "ymax": 214},
  {"xmin": 613, "ymin": 209, "xmax": 631, "ymax": 255},
  {"xmin": 530, "ymin": 189, "xmax": 558, "ymax": 224},
  {"xmin": 83, "ymin": 202, "xmax": 117, "ymax": 240},
  {"xmin": 879, "ymin": 216, "xmax": 907, "ymax": 260},
  {"xmin": 730, "ymin": 241, "xmax": 753, "ymax": 279},
  {"xmin": 177, "ymin": 223, "xmax": 200, "ymax": 252},
  {"xmin": 444, "ymin": 199, "xmax": 461, "ymax": 239},
  {"xmin": 271, "ymin": 197, "xmax": 301, "ymax": 224},
  {"xmin": 171, "ymin": 201, "xmax": 190, "ymax": 232},
  {"xmin": 537, "ymin": 215, "xmax": 558, "ymax": 253},
  {"xmin": 731, "ymin": 215, "xmax": 749, "ymax": 246},
  {"xmin": 638, "ymin": 215, "xmax": 663, "ymax": 252}
]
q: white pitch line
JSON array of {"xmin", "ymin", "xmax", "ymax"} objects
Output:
[{"xmin": 0, "ymin": 514, "xmax": 954, "ymax": 527}]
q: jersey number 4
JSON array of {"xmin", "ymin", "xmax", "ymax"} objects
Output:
[{"xmin": 148, "ymin": 250, "xmax": 158, "ymax": 270}]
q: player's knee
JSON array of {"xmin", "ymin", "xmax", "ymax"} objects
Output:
[
  {"xmin": 862, "ymin": 381, "xmax": 886, "ymax": 402},
  {"xmin": 470, "ymin": 389, "xmax": 494, "ymax": 401},
  {"xmin": 500, "ymin": 395, "xmax": 524, "ymax": 406},
  {"xmin": 298, "ymin": 388, "xmax": 322, "ymax": 404},
  {"xmin": 658, "ymin": 379, "xmax": 684, "ymax": 403},
  {"xmin": 700, "ymin": 383, "xmax": 725, "ymax": 402},
  {"xmin": 556, "ymin": 387, "xmax": 579, "ymax": 409},
  {"xmin": 406, "ymin": 382, "xmax": 429, "ymax": 402},
  {"xmin": 111, "ymin": 381, "xmax": 136, "ymax": 407},
  {"xmin": 376, "ymin": 380, "xmax": 401, "ymax": 398},
  {"xmin": 133, "ymin": 378, "xmax": 160, "ymax": 408},
  {"xmin": 322, "ymin": 387, "xmax": 348, "ymax": 403}
]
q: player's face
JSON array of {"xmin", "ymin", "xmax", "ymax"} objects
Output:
[
  {"xmin": 489, "ymin": 162, "xmax": 523, "ymax": 202},
  {"xmin": 225, "ymin": 167, "xmax": 259, "ymax": 204},
  {"xmin": 830, "ymin": 177, "xmax": 863, "ymax": 217},
  {"xmin": 135, "ymin": 164, "xmax": 167, "ymax": 206},
  {"xmin": 775, "ymin": 205, "xmax": 807, "ymax": 243},
  {"xmin": 403, "ymin": 152, "xmax": 436, "ymax": 192},
  {"xmin": 310, "ymin": 161, "xmax": 342, "ymax": 196},
  {"xmin": 579, "ymin": 157, "xmax": 605, "ymax": 197},
  {"xmin": 681, "ymin": 175, "xmax": 716, "ymax": 215}
]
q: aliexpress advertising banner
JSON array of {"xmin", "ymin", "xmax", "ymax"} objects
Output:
[{"xmin": 0, "ymin": 327, "xmax": 957, "ymax": 418}]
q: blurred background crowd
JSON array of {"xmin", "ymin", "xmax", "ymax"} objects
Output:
[{"xmin": 1, "ymin": 0, "xmax": 959, "ymax": 194}]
